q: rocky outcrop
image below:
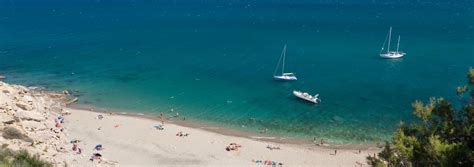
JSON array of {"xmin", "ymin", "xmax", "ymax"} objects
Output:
[
  {"xmin": 2, "ymin": 126, "xmax": 33, "ymax": 142},
  {"xmin": 16, "ymin": 102, "xmax": 33, "ymax": 111},
  {"xmin": 65, "ymin": 98, "xmax": 78, "ymax": 105},
  {"xmin": 15, "ymin": 110, "xmax": 45, "ymax": 122},
  {"xmin": 0, "ymin": 81, "xmax": 74, "ymax": 166}
]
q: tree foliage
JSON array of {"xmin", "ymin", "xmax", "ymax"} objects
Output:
[{"xmin": 368, "ymin": 68, "xmax": 474, "ymax": 167}]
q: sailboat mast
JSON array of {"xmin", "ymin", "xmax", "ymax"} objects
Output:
[
  {"xmin": 387, "ymin": 27, "xmax": 392, "ymax": 53},
  {"xmin": 396, "ymin": 35, "xmax": 400, "ymax": 52},
  {"xmin": 282, "ymin": 45, "xmax": 286, "ymax": 75}
]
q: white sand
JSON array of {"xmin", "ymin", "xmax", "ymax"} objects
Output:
[{"xmin": 62, "ymin": 108, "xmax": 380, "ymax": 166}]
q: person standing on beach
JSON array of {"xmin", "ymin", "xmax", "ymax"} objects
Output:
[
  {"xmin": 334, "ymin": 149, "xmax": 337, "ymax": 155},
  {"xmin": 160, "ymin": 112, "xmax": 165, "ymax": 125}
]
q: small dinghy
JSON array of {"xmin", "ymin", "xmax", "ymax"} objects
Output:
[{"xmin": 293, "ymin": 90, "xmax": 321, "ymax": 104}]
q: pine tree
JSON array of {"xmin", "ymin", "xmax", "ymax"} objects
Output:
[{"xmin": 367, "ymin": 68, "xmax": 474, "ymax": 167}]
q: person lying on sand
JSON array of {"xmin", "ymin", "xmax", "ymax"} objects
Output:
[
  {"xmin": 154, "ymin": 125, "xmax": 164, "ymax": 130},
  {"xmin": 226, "ymin": 145, "xmax": 236, "ymax": 151},
  {"xmin": 252, "ymin": 159, "xmax": 263, "ymax": 163},
  {"xmin": 264, "ymin": 160, "xmax": 283, "ymax": 166},
  {"xmin": 266, "ymin": 145, "xmax": 281, "ymax": 150},
  {"xmin": 61, "ymin": 110, "xmax": 71, "ymax": 115},
  {"xmin": 90, "ymin": 153, "xmax": 103, "ymax": 163},
  {"xmin": 252, "ymin": 159, "xmax": 283, "ymax": 166},
  {"xmin": 226, "ymin": 143, "xmax": 242, "ymax": 151},
  {"xmin": 176, "ymin": 131, "xmax": 190, "ymax": 137},
  {"xmin": 72, "ymin": 144, "xmax": 82, "ymax": 154},
  {"xmin": 70, "ymin": 139, "xmax": 81, "ymax": 144},
  {"xmin": 229, "ymin": 143, "xmax": 241, "ymax": 147}
]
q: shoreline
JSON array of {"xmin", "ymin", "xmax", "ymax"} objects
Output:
[
  {"xmin": 0, "ymin": 80, "xmax": 381, "ymax": 166},
  {"xmin": 63, "ymin": 107, "xmax": 381, "ymax": 166},
  {"xmin": 69, "ymin": 104, "xmax": 382, "ymax": 150}
]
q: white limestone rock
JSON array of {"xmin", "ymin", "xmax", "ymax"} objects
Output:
[{"xmin": 15, "ymin": 110, "xmax": 45, "ymax": 122}]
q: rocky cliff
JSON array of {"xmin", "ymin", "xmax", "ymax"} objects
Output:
[{"xmin": 0, "ymin": 81, "xmax": 74, "ymax": 166}]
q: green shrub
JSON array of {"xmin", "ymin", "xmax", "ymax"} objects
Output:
[{"xmin": 0, "ymin": 148, "xmax": 51, "ymax": 167}]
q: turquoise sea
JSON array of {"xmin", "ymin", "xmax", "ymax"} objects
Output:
[{"xmin": 1, "ymin": 0, "xmax": 473, "ymax": 143}]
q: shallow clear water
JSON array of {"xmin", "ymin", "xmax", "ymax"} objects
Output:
[{"xmin": 1, "ymin": 0, "xmax": 473, "ymax": 143}]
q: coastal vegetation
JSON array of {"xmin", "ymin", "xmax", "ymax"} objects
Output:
[
  {"xmin": 367, "ymin": 68, "xmax": 474, "ymax": 166},
  {"xmin": 0, "ymin": 147, "xmax": 51, "ymax": 167}
]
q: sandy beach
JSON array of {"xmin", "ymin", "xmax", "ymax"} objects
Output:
[
  {"xmin": 61, "ymin": 108, "xmax": 380, "ymax": 166},
  {"xmin": 0, "ymin": 81, "xmax": 380, "ymax": 166}
]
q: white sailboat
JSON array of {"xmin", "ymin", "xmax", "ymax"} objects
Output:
[
  {"xmin": 293, "ymin": 90, "xmax": 321, "ymax": 104},
  {"xmin": 380, "ymin": 27, "xmax": 406, "ymax": 59},
  {"xmin": 273, "ymin": 45, "xmax": 297, "ymax": 81}
]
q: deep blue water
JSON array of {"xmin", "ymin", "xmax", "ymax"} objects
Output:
[{"xmin": 1, "ymin": 0, "xmax": 473, "ymax": 143}]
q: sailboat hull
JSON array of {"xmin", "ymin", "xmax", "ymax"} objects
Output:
[
  {"xmin": 273, "ymin": 75, "xmax": 297, "ymax": 81},
  {"xmin": 380, "ymin": 52, "xmax": 406, "ymax": 59}
]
